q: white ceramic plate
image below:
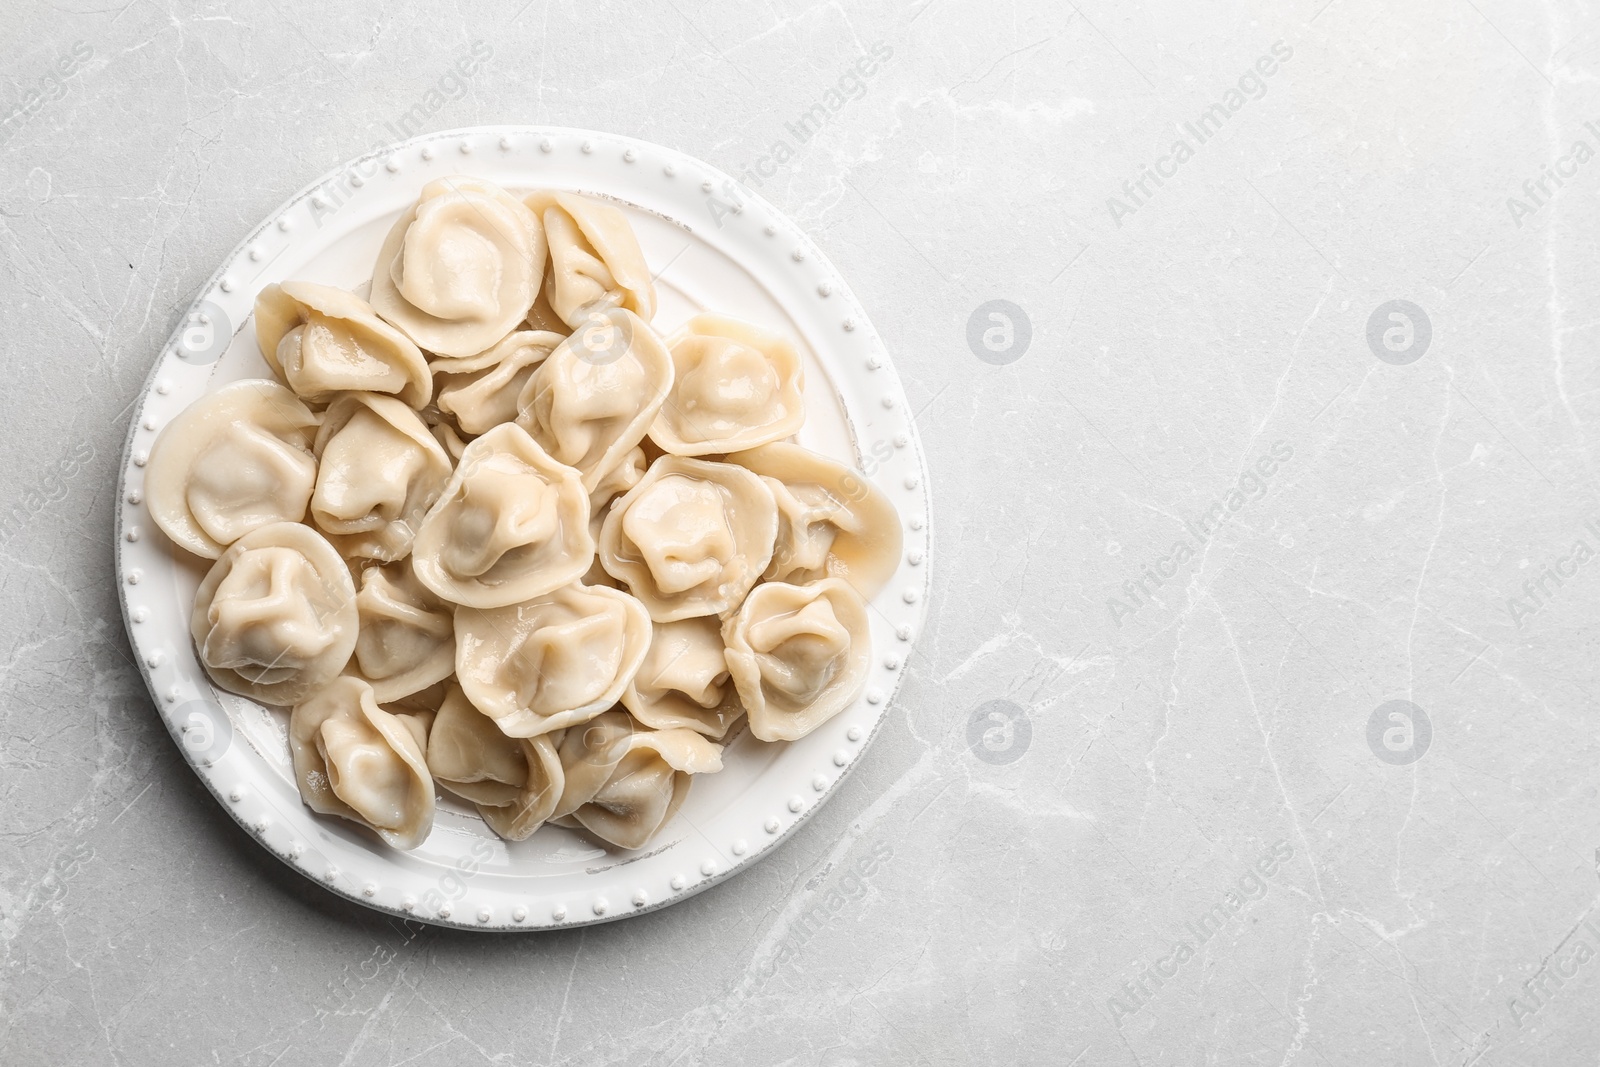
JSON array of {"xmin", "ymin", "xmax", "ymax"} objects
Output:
[{"xmin": 114, "ymin": 126, "xmax": 931, "ymax": 931}]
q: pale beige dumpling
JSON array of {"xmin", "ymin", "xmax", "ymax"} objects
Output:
[
  {"xmin": 430, "ymin": 421, "xmax": 469, "ymax": 463},
  {"xmin": 525, "ymin": 190, "xmax": 655, "ymax": 328},
  {"xmin": 722, "ymin": 578, "xmax": 871, "ymax": 742},
  {"xmin": 145, "ymin": 380, "xmax": 319, "ymax": 559},
  {"xmin": 433, "ymin": 330, "xmax": 565, "ymax": 435},
  {"xmin": 550, "ymin": 710, "xmax": 723, "ymax": 849},
  {"xmin": 311, "ymin": 393, "xmax": 452, "ymax": 562},
  {"xmin": 254, "ymin": 282, "xmax": 431, "ymax": 408},
  {"xmin": 411, "ymin": 424, "xmax": 593, "ymax": 608},
  {"xmin": 652, "ymin": 314, "xmax": 804, "ymax": 455},
  {"xmin": 454, "ymin": 583, "xmax": 651, "ymax": 738},
  {"xmin": 598, "ymin": 456, "xmax": 777, "ymax": 621},
  {"xmin": 725, "ymin": 442, "xmax": 903, "ymax": 600},
  {"xmin": 190, "ymin": 522, "xmax": 358, "ymax": 705},
  {"xmin": 349, "ymin": 559, "xmax": 455, "ymax": 703},
  {"xmin": 426, "ymin": 684, "xmax": 563, "ymax": 841},
  {"xmin": 371, "ymin": 177, "xmax": 545, "ymax": 357},
  {"xmin": 289, "ymin": 676, "xmax": 435, "ymax": 850},
  {"xmin": 524, "ymin": 285, "xmax": 571, "ymax": 335},
  {"xmin": 583, "ymin": 445, "xmax": 647, "ymax": 589},
  {"xmin": 514, "ymin": 308, "xmax": 674, "ymax": 492},
  {"xmin": 622, "ymin": 617, "xmax": 743, "ymax": 739}
]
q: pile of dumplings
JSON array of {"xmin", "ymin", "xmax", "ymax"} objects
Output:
[{"xmin": 144, "ymin": 176, "xmax": 902, "ymax": 853}]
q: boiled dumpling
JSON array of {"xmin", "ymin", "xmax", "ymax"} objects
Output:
[
  {"xmin": 524, "ymin": 284, "xmax": 571, "ymax": 335},
  {"xmin": 588, "ymin": 444, "xmax": 647, "ymax": 519},
  {"xmin": 289, "ymin": 676, "xmax": 435, "ymax": 849},
  {"xmin": 371, "ymin": 177, "xmax": 545, "ymax": 357},
  {"xmin": 426, "ymin": 684, "xmax": 563, "ymax": 840},
  {"xmin": 514, "ymin": 308, "xmax": 674, "ymax": 493},
  {"xmin": 430, "ymin": 421, "xmax": 469, "ymax": 463},
  {"xmin": 454, "ymin": 582, "xmax": 650, "ymax": 738},
  {"xmin": 433, "ymin": 330, "xmax": 564, "ymax": 435},
  {"xmin": 525, "ymin": 190, "xmax": 655, "ymax": 328},
  {"xmin": 411, "ymin": 423, "xmax": 593, "ymax": 608},
  {"xmin": 551, "ymin": 710, "xmax": 722, "ymax": 850},
  {"xmin": 190, "ymin": 522, "xmax": 359, "ymax": 704},
  {"xmin": 145, "ymin": 380, "xmax": 319, "ymax": 559},
  {"xmin": 349, "ymin": 559, "xmax": 455, "ymax": 703},
  {"xmin": 651, "ymin": 314, "xmax": 804, "ymax": 455},
  {"xmin": 725, "ymin": 442, "xmax": 902, "ymax": 600},
  {"xmin": 598, "ymin": 456, "xmax": 777, "ymax": 621},
  {"xmin": 621, "ymin": 616, "xmax": 743, "ymax": 739},
  {"xmin": 722, "ymin": 578, "xmax": 871, "ymax": 742},
  {"xmin": 254, "ymin": 282, "xmax": 431, "ymax": 408},
  {"xmin": 310, "ymin": 392, "xmax": 452, "ymax": 561}
]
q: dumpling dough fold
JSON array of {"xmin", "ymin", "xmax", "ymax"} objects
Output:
[
  {"xmin": 515, "ymin": 308, "xmax": 674, "ymax": 493},
  {"xmin": 412, "ymin": 423, "xmax": 594, "ymax": 608},
  {"xmin": 651, "ymin": 314, "xmax": 804, "ymax": 455},
  {"xmin": 254, "ymin": 281, "xmax": 431, "ymax": 408},
  {"xmin": 190, "ymin": 522, "xmax": 359, "ymax": 705},
  {"xmin": 598, "ymin": 456, "xmax": 777, "ymax": 621},
  {"xmin": 426, "ymin": 684, "xmax": 563, "ymax": 840},
  {"xmin": 525, "ymin": 190, "xmax": 655, "ymax": 328},
  {"xmin": 310, "ymin": 392, "xmax": 452, "ymax": 562},
  {"xmin": 371, "ymin": 177, "xmax": 545, "ymax": 357},
  {"xmin": 724, "ymin": 442, "xmax": 903, "ymax": 600},
  {"xmin": 145, "ymin": 380, "xmax": 319, "ymax": 559},
  {"xmin": 432, "ymin": 330, "xmax": 564, "ymax": 435},
  {"xmin": 289, "ymin": 676, "xmax": 436, "ymax": 850},
  {"xmin": 722, "ymin": 578, "xmax": 870, "ymax": 742},
  {"xmin": 622, "ymin": 616, "xmax": 743, "ymax": 739},
  {"xmin": 551, "ymin": 710, "xmax": 722, "ymax": 850},
  {"xmin": 454, "ymin": 582, "xmax": 651, "ymax": 738},
  {"xmin": 349, "ymin": 559, "xmax": 456, "ymax": 703}
]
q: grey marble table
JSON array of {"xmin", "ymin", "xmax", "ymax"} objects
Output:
[{"xmin": 3, "ymin": 1, "xmax": 1597, "ymax": 1064}]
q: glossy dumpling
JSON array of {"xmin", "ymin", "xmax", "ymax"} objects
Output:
[
  {"xmin": 371, "ymin": 177, "xmax": 545, "ymax": 357},
  {"xmin": 254, "ymin": 282, "xmax": 431, "ymax": 408},
  {"xmin": 454, "ymin": 583, "xmax": 651, "ymax": 738},
  {"xmin": 583, "ymin": 445, "xmax": 646, "ymax": 589},
  {"xmin": 525, "ymin": 190, "xmax": 655, "ymax": 328},
  {"xmin": 722, "ymin": 578, "xmax": 870, "ymax": 742},
  {"xmin": 598, "ymin": 456, "xmax": 777, "ymax": 621},
  {"xmin": 426, "ymin": 684, "xmax": 563, "ymax": 840},
  {"xmin": 349, "ymin": 559, "xmax": 455, "ymax": 703},
  {"xmin": 525, "ymin": 284, "xmax": 571, "ymax": 335},
  {"xmin": 515, "ymin": 308, "xmax": 674, "ymax": 492},
  {"xmin": 433, "ymin": 330, "xmax": 564, "ymax": 435},
  {"xmin": 725, "ymin": 442, "xmax": 903, "ymax": 600},
  {"xmin": 589, "ymin": 444, "xmax": 647, "ymax": 518},
  {"xmin": 651, "ymin": 314, "xmax": 804, "ymax": 455},
  {"xmin": 622, "ymin": 616, "xmax": 743, "ymax": 739},
  {"xmin": 190, "ymin": 522, "xmax": 358, "ymax": 704},
  {"xmin": 311, "ymin": 393, "xmax": 452, "ymax": 561},
  {"xmin": 411, "ymin": 423, "xmax": 593, "ymax": 608},
  {"xmin": 430, "ymin": 421, "xmax": 469, "ymax": 463},
  {"xmin": 551, "ymin": 710, "xmax": 723, "ymax": 850},
  {"xmin": 289, "ymin": 676, "xmax": 435, "ymax": 850},
  {"xmin": 145, "ymin": 380, "xmax": 319, "ymax": 559}
]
